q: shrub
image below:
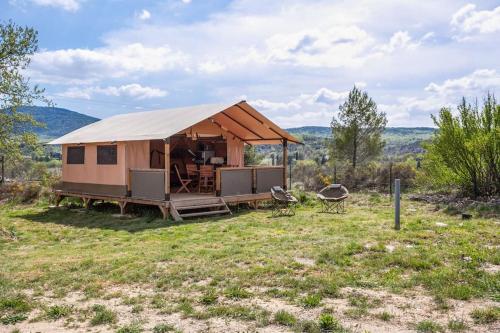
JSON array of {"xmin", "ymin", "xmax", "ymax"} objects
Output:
[
  {"xmin": 423, "ymin": 94, "xmax": 500, "ymax": 197},
  {"xmin": 274, "ymin": 310, "xmax": 297, "ymax": 326}
]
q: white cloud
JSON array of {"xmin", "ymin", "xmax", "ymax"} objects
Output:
[
  {"xmin": 137, "ymin": 9, "xmax": 151, "ymax": 20},
  {"xmin": 263, "ymin": 26, "xmax": 377, "ymax": 68},
  {"xmin": 198, "ymin": 61, "xmax": 225, "ymax": 74},
  {"xmin": 425, "ymin": 69, "xmax": 500, "ymax": 95},
  {"xmin": 181, "ymin": 0, "xmax": 191, "ymax": 3},
  {"xmin": 377, "ymin": 31, "xmax": 419, "ymax": 53},
  {"xmin": 451, "ymin": 4, "xmax": 500, "ymax": 39},
  {"xmin": 31, "ymin": 43, "xmax": 187, "ymax": 83},
  {"xmin": 31, "ymin": 0, "xmax": 81, "ymax": 12},
  {"xmin": 59, "ymin": 84, "xmax": 168, "ymax": 100}
]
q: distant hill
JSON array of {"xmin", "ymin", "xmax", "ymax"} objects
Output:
[
  {"xmin": 287, "ymin": 126, "xmax": 435, "ymax": 138},
  {"xmin": 17, "ymin": 106, "xmax": 99, "ymax": 141},
  {"xmin": 285, "ymin": 126, "xmax": 436, "ymax": 157}
]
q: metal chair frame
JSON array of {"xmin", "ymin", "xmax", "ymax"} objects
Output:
[
  {"xmin": 271, "ymin": 186, "xmax": 298, "ymax": 217},
  {"xmin": 317, "ymin": 184, "xmax": 349, "ymax": 214}
]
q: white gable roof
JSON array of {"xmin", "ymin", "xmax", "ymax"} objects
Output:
[
  {"xmin": 50, "ymin": 102, "xmax": 233, "ymax": 144},
  {"xmin": 49, "ymin": 101, "xmax": 301, "ymax": 145}
]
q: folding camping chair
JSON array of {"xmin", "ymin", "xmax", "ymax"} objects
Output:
[
  {"xmin": 174, "ymin": 164, "xmax": 192, "ymax": 193},
  {"xmin": 270, "ymin": 186, "xmax": 298, "ymax": 217},
  {"xmin": 316, "ymin": 184, "xmax": 349, "ymax": 213}
]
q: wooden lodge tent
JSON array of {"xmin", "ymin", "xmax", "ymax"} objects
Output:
[{"xmin": 49, "ymin": 100, "xmax": 301, "ymax": 220}]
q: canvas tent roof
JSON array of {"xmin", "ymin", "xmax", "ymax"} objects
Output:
[{"xmin": 49, "ymin": 101, "xmax": 301, "ymax": 145}]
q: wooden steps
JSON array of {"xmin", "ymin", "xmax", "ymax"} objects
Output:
[{"xmin": 170, "ymin": 197, "xmax": 231, "ymax": 221}]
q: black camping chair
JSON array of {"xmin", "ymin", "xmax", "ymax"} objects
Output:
[
  {"xmin": 316, "ymin": 184, "xmax": 349, "ymax": 213},
  {"xmin": 270, "ymin": 186, "xmax": 298, "ymax": 217}
]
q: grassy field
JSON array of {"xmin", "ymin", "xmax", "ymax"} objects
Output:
[{"xmin": 0, "ymin": 193, "xmax": 498, "ymax": 332}]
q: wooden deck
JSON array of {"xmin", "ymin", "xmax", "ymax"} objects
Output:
[{"xmin": 54, "ymin": 190, "xmax": 272, "ymax": 220}]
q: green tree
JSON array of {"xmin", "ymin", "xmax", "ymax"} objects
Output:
[
  {"xmin": 244, "ymin": 145, "xmax": 263, "ymax": 166},
  {"xmin": 1, "ymin": 21, "xmax": 48, "ymax": 167},
  {"xmin": 330, "ymin": 86, "xmax": 387, "ymax": 171},
  {"xmin": 424, "ymin": 94, "xmax": 499, "ymax": 197}
]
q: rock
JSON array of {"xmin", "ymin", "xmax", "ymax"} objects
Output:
[
  {"xmin": 461, "ymin": 213, "xmax": 472, "ymax": 220},
  {"xmin": 435, "ymin": 222, "xmax": 448, "ymax": 227},
  {"xmin": 385, "ymin": 245, "xmax": 396, "ymax": 253}
]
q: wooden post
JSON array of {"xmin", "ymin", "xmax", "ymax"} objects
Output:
[
  {"xmin": 394, "ymin": 179, "xmax": 400, "ymax": 230},
  {"xmin": 282, "ymin": 139, "xmax": 288, "ymax": 190},
  {"xmin": 164, "ymin": 138, "xmax": 170, "ymax": 201},
  {"xmin": 127, "ymin": 169, "xmax": 132, "ymax": 197}
]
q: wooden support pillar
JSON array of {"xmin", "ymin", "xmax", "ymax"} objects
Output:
[
  {"xmin": 164, "ymin": 138, "xmax": 170, "ymax": 201},
  {"xmin": 158, "ymin": 204, "xmax": 169, "ymax": 220},
  {"xmin": 82, "ymin": 197, "xmax": 94, "ymax": 209},
  {"xmin": 118, "ymin": 201, "xmax": 127, "ymax": 216},
  {"xmin": 127, "ymin": 169, "xmax": 132, "ymax": 197},
  {"xmin": 55, "ymin": 194, "xmax": 65, "ymax": 207},
  {"xmin": 282, "ymin": 139, "xmax": 288, "ymax": 190}
]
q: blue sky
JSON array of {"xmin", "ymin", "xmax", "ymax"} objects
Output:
[{"xmin": 2, "ymin": 0, "xmax": 500, "ymax": 127}]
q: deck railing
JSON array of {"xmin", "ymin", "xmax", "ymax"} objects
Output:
[
  {"xmin": 129, "ymin": 168, "xmax": 165, "ymax": 200},
  {"xmin": 216, "ymin": 166, "xmax": 284, "ymax": 196},
  {"xmin": 129, "ymin": 166, "xmax": 285, "ymax": 200}
]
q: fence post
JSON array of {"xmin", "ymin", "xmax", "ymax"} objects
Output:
[
  {"xmin": 394, "ymin": 179, "xmax": 400, "ymax": 230},
  {"xmin": 389, "ymin": 162, "xmax": 393, "ymax": 197}
]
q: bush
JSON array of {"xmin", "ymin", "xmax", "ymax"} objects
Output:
[{"xmin": 423, "ymin": 94, "xmax": 499, "ymax": 197}]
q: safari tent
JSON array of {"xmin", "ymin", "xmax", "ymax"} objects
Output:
[{"xmin": 49, "ymin": 101, "xmax": 301, "ymax": 220}]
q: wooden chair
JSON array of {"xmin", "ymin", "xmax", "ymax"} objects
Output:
[
  {"xmin": 174, "ymin": 164, "xmax": 192, "ymax": 193},
  {"xmin": 198, "ymin": 165, "xmax": 215, "ymax": 193},
  {"xmin": 186, "ymin": 164, "xmax": 198, "ymax": 188}
]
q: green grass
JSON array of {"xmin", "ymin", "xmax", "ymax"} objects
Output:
[
  {"xmin": 116, "ymin": 322, "xmax": 143, "ymax": 333},
  {"xmin": 415, "ymin": 320, "xmax": 444, "ymax": 332},
  {"xmin": 301, "ymin": 294, "xmax": 322, "ymax": 308},
  {"xmin": 470, "ymin": 306, "xmax": 499, "ymax": 324},
  {"xmin": 44, "ymin": 304, "xmax": 73, "ymax": 320},
  {"xmin": 89, "ymin": 304, "xmax": 117, "ymax": 326},
  {"xmin": 274, "ymin": 310, "xmax": 297, "ymax": 326},
  {"xmin": 0, "ymin": 193, "xmax": 498, "ymax": 330},
  {"xmin": 447, "ymin": 319, "xmax": 468, "ymax": 331},
  {"xmin": 153, "ymin": 323, "xmax": 179, "ymax": 333}
]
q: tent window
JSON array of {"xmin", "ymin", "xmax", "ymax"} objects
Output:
[
  {"xmin": 97, "ymin": 145, "xmax": 117, "ymax": 165},
  {"xmin": 67, "ymin": 146, "xmax": 85, "ymax": 164}
]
